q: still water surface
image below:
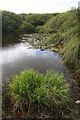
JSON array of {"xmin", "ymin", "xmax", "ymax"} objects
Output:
[{"xmin": 1, "ymin": 32, "xmax": 72, "ymax": 86}]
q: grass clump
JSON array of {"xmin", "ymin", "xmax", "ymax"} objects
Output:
[
  {"xmin": 62, "ymin": 37, "xmax": 79, "ymax": 68},
  {"xmin": 9, "ymin": 69, "xmax": 73, "ymax": 118}
]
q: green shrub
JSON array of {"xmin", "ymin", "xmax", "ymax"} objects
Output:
[
  {"xmin": 19, "ymin": 22, "xmax": 36, "ymax": 33},
  {"xmin": 2, "ymin": 11, "xmax": 21, "ymax": 31},
  {"xmin": 36, "ymin": 26, "xmax": 44, "ymax": 33},
  {"xmin": 9, "ymin": 69, "xmax": 73, "ymax": 117}
]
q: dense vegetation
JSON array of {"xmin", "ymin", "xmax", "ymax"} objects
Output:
[
  {"xmin": 2, "ymin": 11, "xmax": 22, "ymax": 31},
  {"xmin": 40, "ymin": 9, "xmax": 80, "ymax": 77},
  {"xmin": 9, "ymin": 69, "xmax": 73, "ymax": 118},
  {"xmin": 2, "ymin": 9, "xmax": 80, "ymax": 118},
  {"xmin": 2, "ymin": 11, "xmax": 56, "ymax": 32},
  {"xmin": 2, "ymin": 10, "xmax": 80, "ymax": 77}
]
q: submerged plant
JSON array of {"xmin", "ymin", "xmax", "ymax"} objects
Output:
[{"xmin": 9, "ymin": 69, "xmax": 73, "ymax": 118}]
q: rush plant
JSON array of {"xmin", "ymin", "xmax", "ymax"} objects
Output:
[{"xmin": 9, "ymin": 69, "xmax": 73, "ymax": 118}]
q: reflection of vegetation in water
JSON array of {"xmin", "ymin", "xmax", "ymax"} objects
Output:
[
  {"xmin": 8, "ymin": 69, "xmax": 74, "ymax": 118},
  {"xmin": 2, "ymin": 32, "xmax": 20, "ymax": 47}
]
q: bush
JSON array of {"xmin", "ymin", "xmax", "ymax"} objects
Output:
[
  {"xmin": 36, "ymin": 26, "xmax": 44, "ymax": 33},
  {"xmin": 9, "ymin": 69, "xmax": 73, "ymax": 118},
  {"xmin": 19, "ymin": 22, "xmax": 36, "ymax": 33}
]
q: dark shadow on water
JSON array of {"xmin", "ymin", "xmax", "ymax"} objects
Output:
[{"xmin": 2, "ymin": 32, "xmax": 21, "ymax": 47}]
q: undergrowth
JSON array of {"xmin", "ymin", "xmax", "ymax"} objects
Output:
[
  {"xmin": 9, "ymin": 69, "xmax": 74, "ymax": 118},
  {"xmin": 40, "ymin": 9, "xmax": 79, "ymax": 77}
]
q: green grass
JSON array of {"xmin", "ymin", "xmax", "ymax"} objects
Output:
[
  {"xmin": 62, "ymin": 37, "xmax": 79, "ymax": 67},
  {"xmin": 9, "ymin": 69, "xmax": 73, "ymax": 118},
  {"xmin": 40, "ymin": 9, "xmax": 79, "ymax": 77}
]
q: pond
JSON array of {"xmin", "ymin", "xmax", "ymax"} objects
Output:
[
  {"xmin": 1, "ymin": 32, "xmax": 77, "ymax": 118},
  {"xmin": 1, "ymin": 32, "xmax": 72, "ymax": 85}
]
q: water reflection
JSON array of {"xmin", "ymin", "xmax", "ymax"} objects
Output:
[
  {"xmin": 1, "ymin": 33, "xmax": 71, "ymax": 84},
  {"xmin": 2, "ymin": 43, "xmax": 56, "ymax": 64},
  {"xmin": 2, "ymin": 32, "xmax": 20, "ymax": 47}
]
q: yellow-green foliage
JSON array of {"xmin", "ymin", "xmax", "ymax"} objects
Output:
[
  {"xmin": 42, "ymin": 10, "xmax": 78, "ymax": 33},
  {"xmin": 9, "ymin": 69, "xmax": 72, "ymax": 117},
  {"xmin": 41, "ymin": 9, "xmax": 79, "ymax": 74},
  {"xmin": 63, "ymin": 37, "xmax": 79, "ymax": 67}
]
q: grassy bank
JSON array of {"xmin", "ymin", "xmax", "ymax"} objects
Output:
[{"xmin": 39, "ymin": 9, "xmax": 80, "ymax": 78}]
